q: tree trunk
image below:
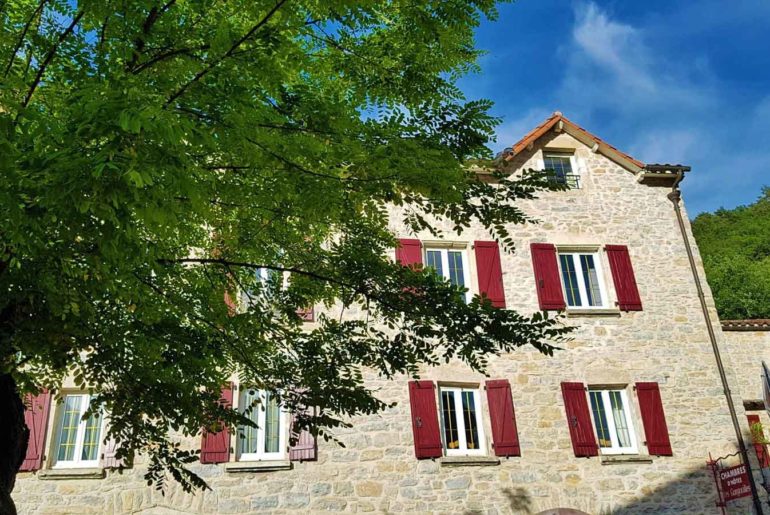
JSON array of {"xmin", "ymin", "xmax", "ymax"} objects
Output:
[{"xmin": 0, "ymin": 374, "xmax": 27, "ymax": 515}]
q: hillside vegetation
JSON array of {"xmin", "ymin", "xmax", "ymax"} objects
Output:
[{"xmin": 692, "ymin": 187, "xmax": 770, "ymax": 320}]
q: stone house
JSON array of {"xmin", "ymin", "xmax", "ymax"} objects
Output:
[{"xmin": 12, "ymin": 113, "xmax": 770, "ymax": 514}]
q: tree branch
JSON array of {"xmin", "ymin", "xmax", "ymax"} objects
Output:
[
  {"xmin": 164, "ymin": 0, "xmax": 288, "ymax": 107},
  {"xmin": 244, "ymin": 137, "xmax": 348, "ymax": 182},
  {"xmin": 132, "ymin": 45, "xmax": 208, "ymax": 74},
  {"xmin": 155, "ymin": 257, "xmax": 420, "ymax": 318},
  {"xmin": 19, "ymin": 9, "xmax": 84, "ymax": 110},
  {"xmin": 127, "ymin": 0, "xmax": 177, "ymax": 71},
  {"xmin": 3, "ymin": 0, "xmax": 47, "ymax": 78},
  {"xmin": 157, "ymin": 258, "xmax": 351, "ymax": 290}
]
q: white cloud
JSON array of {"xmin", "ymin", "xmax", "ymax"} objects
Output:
[
  {"xmin": 560, "ymin": 2, "xmax": 715, "ymax": 119},
  {"xmin": 571, "ymin": 3, "xmax": 656, "ymax": 93},
  {"xmin": 486, "ymin": 1, "xmax": 768, "ymax": 214},
  {"xmin": 628, "ymin": 130, "xmax": 697, "ymax": 166}
]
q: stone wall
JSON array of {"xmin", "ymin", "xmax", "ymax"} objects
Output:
[
  {"xmin": 722, "ymin": 325, "xmax": 770, "ymax": 408},
  {"xmin": 12, "ymin": 130, "xmax": 762, "ymax": 514},
  {"xmin": 722, "ymin": 324, "xmax": 770, "ymax": 496}
]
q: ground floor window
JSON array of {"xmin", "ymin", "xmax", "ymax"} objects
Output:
[
  {"xmin": 588, "ymin": 388, "xmax": 638, "ymax": 454},
  {"xmin": 53, "ymin": 394, "xmax": 103, "ymax": 468},
  {"xmin": 237, "ymin": 388, "xmax": 286, "ymax": 461},
  {"xmin": 439, "ymin": 386, "xmax": 486, "ymax": 456}
]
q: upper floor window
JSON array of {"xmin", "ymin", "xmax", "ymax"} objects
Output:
[
  {"xmin": 424, "ymin": 247, "xmax": 470, "ymax": 302},
  {"xmin": 237, "ymin": 388, "xmax": 286, "ymax": 461},
  {"xmin": 543, "ymin": 152, "xmax": 580, "ymax": 189},
  {"xmin": 558, "ymin": 251, "xmax": 607, "ymax": 308},
  {"xmin": 53, "ymin": 394, "xmax": 103, "ymax": 468},
  {"xmin": 439, "ymin": 386, "xmax": 486, "ymax": 456},
  {"xmin": 588, "ymin": 388, "xmax": 638, "ymax": 455}
]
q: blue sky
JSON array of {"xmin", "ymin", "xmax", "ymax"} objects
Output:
[{"xmin": 458, "ymin": 0, "xmax": 770, "ymax": 216}]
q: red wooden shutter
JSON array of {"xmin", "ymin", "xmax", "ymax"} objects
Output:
[
  {"xmin": 606, "ymin": 245, "xmax": 643, "ymax": 311},
  {"xmin": 636, "ymin": 382, "xmax": 672, "ymax": 456},
  {"xmin": 408, "ymin": 381, "xmax": 442, "ymax": 459},
  {"xmin": 485, "ymin": 380, "xmax": 520, "ymax": 457},
  {"xmin": 475, "ymin": 241, "xmax": 506, "ymax": 308},
  {"xmin": 747, "ymin": 415, "xmax": 770, "ymax": 468},
  {"xmin": 21, "ymin": 391, "xmax": 52, "ymax": 471},
  {"xmin": 296, "ymin": 306, "xmax": 314, "ymax": 322},
  {"xmin": 561, "ymin": 382, "xmax": 598, "ymax": 457},
  {"xmin": 289, "ymin": 410, "xmax": 317, "ymax": 461},
  {"xmin": 396, "ymin": 239, "xmax": 422, "ymax": 268},
  {"xmin": 531, "ymin": 243, "xmax": 566, "ymax": 310},
  {"xmin": 200, "ymin": 384, "xmax": 233, "ymax": 464},
  {"xmin": 101, "ymin": 435, "xmax": 127, "ymax": 469},
  {"xmin": 224, "ymin": 293, "xmax": 237, "ymax": 316}
]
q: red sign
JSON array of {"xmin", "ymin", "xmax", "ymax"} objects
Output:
[{"xmin": 719, "ymin": 463, "xmax": 752, "ymax": 502}]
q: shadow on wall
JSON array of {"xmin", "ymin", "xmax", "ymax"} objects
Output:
[{"xmin": 463, "ymin": 467, "xmax": 765, "ymax": 515}]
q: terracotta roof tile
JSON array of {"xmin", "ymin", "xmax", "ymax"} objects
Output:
[
  {"xmin": 722, "ymin": 319, "xmax": 770, "ymax": 331},
  {"xmin": 501, "ymin": 112, "xmax": 645, "ymax": 170}
]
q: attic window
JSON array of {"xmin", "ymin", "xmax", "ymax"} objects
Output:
[{"xmin": 543, "ymin": 153, "xmax": 580, "ymax": 189}]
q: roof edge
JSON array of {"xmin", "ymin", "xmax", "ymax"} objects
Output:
[
  {"xmin": 501, "ymin": 112, "xmax": 645, "ymax": 172},
  {"xmin": 722, "ymin": 319, "xmax": 770, "ymax": 332}
]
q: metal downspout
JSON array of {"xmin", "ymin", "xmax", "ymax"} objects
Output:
[{"xmin": 667, "ymin": 172, "xmax": 764, "ymax": 513}]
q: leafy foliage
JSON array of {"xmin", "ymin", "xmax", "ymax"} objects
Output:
[
  {"xmin": 0, "ymin": 0, "xmax": 569, "ymax": 491},
  {"xmin": 692, "ymin": 187, "xmax": 770, "ymax": 320}
]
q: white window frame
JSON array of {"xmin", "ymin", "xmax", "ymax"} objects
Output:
[
  {"xmin": 557, "ymin": 250, "xmax": 609, "ymax": 309},
  {"xmin": 542, "ymin": 151, "xmax": 580, "ymax": 189},
  {"xmin": 52, "ymin": 393, "xmax": 104, "ymax": 469},
  {"xmin": 438, "ymin": 386, "xmax": 487, "ymax": 457},
  {"xmin": 587, "ymin": 388, "xmax": 639, "ymax": 455},
  {"xmin": 423, "ymin": 246, "xmax": 472, "ymax": 303},
  {"xmin": 235, "ymin": 387, "xmax": 287, "ymax": 462}
]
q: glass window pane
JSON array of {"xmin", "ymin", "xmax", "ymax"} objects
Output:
[
  {"xmin": 559, "ymin": 254, "xmax": 582, "ymax": 306},
  {"xmin": 425, "ymin": 250, "xmax": 444, "ymax": 278},
  {"xmin": 57, "ymin": 395, "xmax": 83, "ymax": 462},
  {"xmin": 461, "ymin": 391, "xmax": 480, "ymax": 450},
  {"xmin": 589, "ymin": 391, "xmax": 612, "ymax": 448},
  {"xmin": 441, "ymin": 391, "xmax": 459, "ymax": 450},
  {"xmin": 447, "ymin": 251, "xmax": 465, "ymax": 288},
  {"xmin": 609, "ymin": 391, "xmax": 632, "ymax": 448},
  {"xmin": 580, "ymin": 254, "xmax": 603, "ymax": 307},
  {"xmin": 544, "ymin": 155, "xmax": 573, "ymax": 182},
  {"xmin": 263, "ymin": 392, "xmax": 280, "ymax": 454},
  {"xmin": 239, "ymin": 389, "xmax": 260, "ymax": 454},
  {"xmin": 80, "ymin": 411, "xmax": 102, "ymax": 461}
]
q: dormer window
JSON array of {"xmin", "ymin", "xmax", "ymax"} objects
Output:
[{"xmin": 543, "ymin": 152, "xmax": 580, "ymax": 189}]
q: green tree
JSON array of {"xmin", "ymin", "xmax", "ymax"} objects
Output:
[
  {"xmin": 0, "ymin": 1, "xmax": 568, "ymax": 511},
  {"xmin": 692, "ymin": 187, "xmax": 770, "ymax": 320}
]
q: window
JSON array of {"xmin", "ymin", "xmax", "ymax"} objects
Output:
[
  {"xmin": 237, "ymin": 388, "xmax": 286, "ymax": 461},
  {"xmin": 543, "ymin": 153, "xmax": 580, "ymax": 189},
  {"xmin": 588, "ymin": 388, "xmax": 638, "ymax": 455},
  {"xmin": 424, "ymin": 247, "xmax": 471, "ymax": 302},
  {"xmin": 439, "ymin": 386, "xmax": 486, "ymax": 456},
  {"xmin": 53, "ymin": 394, "xmax": 103, "ymax": 468},
  {"xmin": 558, "ymin": 251, "xmax": 607, "ymax": 308},
  {"xmin": 243, "ymin": 267, "xmax": 282, "ymax": 299}
]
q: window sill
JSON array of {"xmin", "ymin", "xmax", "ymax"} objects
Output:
[
  {"xmin": 600, "ymin": 455, "xmax": 653, "ymax": 465},
  {"xmin": 566, "ymin": 308, "xmax": 621, "ymax": 318},
  {"xmin": 440, "ymin": 456, "xmax": 500, "ymax": 467},
  {"xmin": 225, "ymin": 460, "xmax": 291, "ymax": 473},
  {"xmin": 38, "ymin": 468, "xmax": 105, "ymax": 480}
]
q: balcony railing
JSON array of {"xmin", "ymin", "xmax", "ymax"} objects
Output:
[{"xmin": 546, "ymin": 173, "xmax": 581, "ymax": 189}]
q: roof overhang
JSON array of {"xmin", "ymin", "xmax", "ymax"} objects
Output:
[
  {"xmin": 722, "ymin": 319, "xmax": 770, "ymax": 332},
  {"xmin": 501, "ymin": 112, "xmax": 645, "ymax": 173}
]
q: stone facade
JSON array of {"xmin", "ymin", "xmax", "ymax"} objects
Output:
[
  {"xmin": 723, "ymin": 323, "xmax": 770, "ymax": 479},
  {"xmin": 12, "ymin": 120, "xmax": 769, "ymax": 514}
]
